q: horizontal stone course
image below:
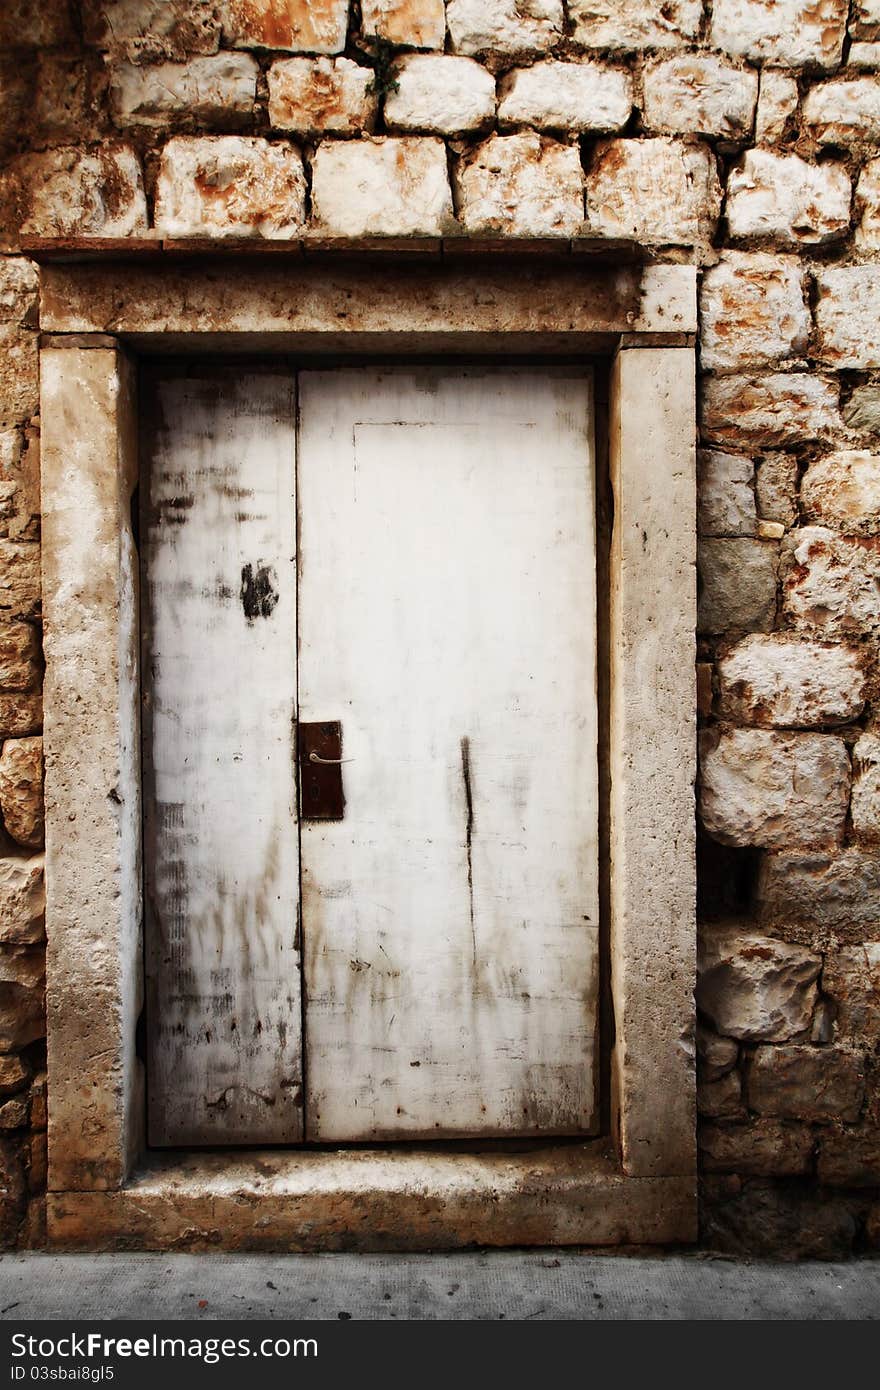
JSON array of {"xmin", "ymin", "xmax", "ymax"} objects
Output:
[
  {"xmin": 447, "ymin": 0, "xmax": 562, "ymax": 57},
  {"xmin": 568, "ymin": 0, "xmax": 702, "ymax": 51},
  {"xmin": 110, "ymin": 54, "xmax": 258, "ymax": 128},
  {"xmin": 716, "ymin": 634, "xmax": 865, "ymax": 727},
  {"xmin": 0, "ymin": 146, "xmax": 147, "ymax": 244},
  {"xmin": 497, "ymin": 61, "xmax": 632, "ymax": 134},
  {"xmin": 385, "ymin": 56, "xmax": 495, "ymax": 135}
]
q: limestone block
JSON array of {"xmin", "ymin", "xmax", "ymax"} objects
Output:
[
  {"xmin": 814, "ymin": 267, "xmax": 880, "ymax": 369},
  {"xmin": 360, "ymin": 0, "xmax": 445, "ymax": 49},
  {"xmin": 697, "ymin": 538, "xmax": 777, "ymax": 633},
  {"xmin": 568, "ymin": 0, "xmax": 701, "ymax": 51},
  {"xmin": 0, "ymin": 260, "xmax": 38, "ymax": 328},
  {"xmin": 0, "ymin": 948, "xmax": 45, "ymax": 1051},
  {"xmin": 0, "ymin": 855, "xmax": 44, "ymax": 945},
  {"xmin": 852, "ymin": 734, "xmax": 880, "ymax": 840},
  {"xmin": 697, "ymin": 1025, "xmax": 739, "ymax": 1082},
  {"xmin": 0, "ymin": 147, "xmax": 147, "ymax": 241},
  {"xmin": 0, "ymin": 1055, "xmax": 28, "ymax": 1096},
  {"xmin": 758, "ymin": 848, "xmax": 880, "ymax": 929},
  {"xmin": 801, "ymin": 451, "xmax": 880, "ymax": 535},
  {"xmin": 697, "ymin": 450, "xmax": 756, "ymax": 537},
  {"xmin": 697, "ymin": 924, "xmax": 821, "ymax": 1040},
  {"xmin": 823, "ymin": 943, "xmax": 880, "ymax": 1037},
  {"xmin": 710, "ymin": 0, "xmax": 848, "ymax": 68},
  {"xmin": 0, "ymin": 327, "xmax": 38, "ymax": 425},
  {"xmin": 268, "ymin": 57, "xmax": 375, "ymax": 136},
  {"xmin": 385, "ymin": 56, "xmax": 495, "ymax": 135},
  {"xmin": 455, "ymin": 133, "xmax": 583, "ymax": 237},
  {"xmin": 701, "ymin": 374, "xmax": 841, "ymax": 448},
  {"xmin": 155, "ymin": 137, "xmax": 307, "ymax": 239},
  {"xmin": 726, "ymin": 150, "xmax": 851, "ymax": 245},
  {"xmin": 0, "ymin": 1, "xmax": 75, "ymax": 46},
  {"xmin": 0, "ymin": 695, "xmax": 42, "ymax": 740},
  {"xmin": 31, "ymin": 54, "xmax": 97, "ymax": 150},
  {"xmin": 856, "ymin": 158, "xmax": 880, "ymax": 249},
  {"xmin": 804, "ymin": 79, "xmax": 880, "ymax": 145},
  {"xmin": 717, "ymin": 634, "xmax": 865, "ymax": 727},
  {"xmin": 756, "ymin": 453, "xmax": 798, "ymax": 526},
  {"xmin": 818, "ymin": 1130, "xmax": 880, "ymax": 1186},
  {"xmin": 0, "ymin": 738, "xmax": 43, "ymax": 850},
  {"xmin": 82, "ymin": 2, "xmax": 221, "ymax": 62},
  {"xmin": 698, "ymin": 1070, "xmax": 746, "ymax": 1119},
  {"xmin": 848, "ymin": 41, "xmax": 880, "ymax": 65},
  {"xmin": 0, "ymin": 1097, "xmax": 28, "ymax": 1130},
  {"xmin": 0, "ymin": 624, "xmax": 39, "ymax": 693},
  {"xmin": 219, "ymin": 0, "xmax": 349, "ymax": 53},
  {"xmin": 446, "ymin": 0, "xmax": 562, "ymax": 57},
  {"xmin": 755, "ymin": 70, "xmax": 799, "ymax": 142},
  {"xmin": 853, "ymin": 0, "xmax": 880, "ymax": 37},
  {"xmin": 700, "ymin": 1120, "xmax": 814, "ymax": 1175},
  {"xmin": 311, "ymin": 137, "xmax": 453, "ymax": 236},
  {"xmin": 0, "ymin": 544, "xmax": 40, "ymax": 622},
  {"xmin": 699, "ymin": 253, "xmax": 808, "ymax": 372},
  {"xmin": 498, "ymin": 61, "xmax": 632, "ymax": 134},
  {"xmin": 747, "ymin": 1045, "xmax": 865, "ymax": 1122},
  {"xmin": 699, "ymin": 727, "xmax": 850, "ymax": 850},
  {"xmin": 0, "ymin": 429, "xmax": 39, "ymax": 544},
  {"xmin": 781, "ymin": 527, "xmax": 880, "ymax": 635},
  {"xmin": 585, "ymin": 139, "xmax": 721, "ymax": 244},
  {"xmin": 642, "ymin": 56, "xmax": 758, "ymax": 139},
  {"xmin": 844, "ymin": 384, "xmax": 880, "ymax": 435},
  {"xmin": 110, "ymin": 54, "xmax": 258, "ymax": 128},
  {"xmin": 28, "ymin": 1131, "xmax": 47, "ymax": 1193}
]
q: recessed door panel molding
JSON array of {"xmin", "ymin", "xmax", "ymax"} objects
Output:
[
  {"xmin": 142, "ymin": 368, "xmax": 302, "ymax": 1146},
  {"xmin": 297, "ymin": 368, "xmax": 600, "ymax": 1140}
]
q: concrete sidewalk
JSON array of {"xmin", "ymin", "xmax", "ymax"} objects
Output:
[{"xmin": 0, "ymin": 1251, "xmax": 877, "ymax": 1320}]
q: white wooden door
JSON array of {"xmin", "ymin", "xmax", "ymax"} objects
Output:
[
  {"xmin": 297, "ymin": 368, "xmax": 599, "ymax": 1140},
  {"xmin": 142, "ymin": 368, "xmax": 302, "ymax": 1145}
]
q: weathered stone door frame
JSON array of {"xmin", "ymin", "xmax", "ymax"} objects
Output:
[{"xmin": 36, "ymin": 249, "xmax": 698, "ymax": 1249}]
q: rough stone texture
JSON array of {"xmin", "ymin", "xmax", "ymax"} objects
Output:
[
  {"xmin": 850, "ymin": 41, "xmax": 880, "ymax": 67},
  {"xmin": 696, "ymin": 1025, "xmax": 739, "ymax": 1082},
  {"xmin": 0, "ymin": 950, "xmax": 45, "ymax": 1052},
  {"xmin": 385, "ymin": 57, "xmax": 495, "ymax": 135},
  {"xmin": 697, "ymin": 450, "xmax": 756, "ymax": 537},
  {"xmin": 814, "ymin": 267, "xmax": 880, "ymax": 370},
  {"xmin": 853, "ymin": 0, "xmax": 880, "ymax": 38},
  {"xmin": 586, "ymin": 139, "xmax": 721, "ymax": 245},
  {"xmin": 801, "ymin": 452, "xmax": 880, "ymax": 535},
  {"xmin": 497, "ymin": 62, "xmax": 632, "ymax": 134},
  {"xmin": 0, "ymin": 1137, "xmax": 25, "ymax": 1245},
  {"xmin": 758, "ymin": 849, "xmax": 880, "ymax": 930},
  {"xmin": 823, "ymin": 943, "xmax": 880, "ymax": 1037},
  {"xmin": 818, "ymin": 1129, "xmax": 880, "ymax": 1186},
  {"xmin": 755, "ymin": 453, "xmax": 798, "ymax": 527},
  {"xmin": 856, "ymin": 158, "xmax": 880, "ymax": 248},
  {"xmin": 699, "ymin": 253, "xmax": 808, "ymax": 372},
  {"xmin": 700, "ymin": 1121, "xmax": 814, "ymax": 1176},
  {"xmin": 844, "ymin": 385, "xmax": 880, "ymax": 436},
  {"xmin": 702, "ymin": 1178, "xmax": 857, "ymax": 1257},
  {"xmin": 701, "ymin": 375, "xmax": 842, "ymax": 448},
  {"xmin": 697, "ymin": 538, "xmax": 777, "ymax": 634},
  {"xmin": 710, "ymin": 0, "xmax": 848, "ymax": 69},
  {"xmin": 110, "ymin": 54, "xmax": 258, "ymax": 129},
  {"xmin": 0, "ymin": 147, "xmax": 147, "ymax": 243},
  {"xmin": 804, "ymin": 80, "xmax": 880, "ymax": 147},
  {"xmin": 781, "ymin": 527, "xmax": 880, "ymax": 636},
  {"xmin": 268, "ymin": 58, "xmax": 375, "ymax": 136},
  {"xmin": 698, "ymin": 1071, "xmax": 745, "ymax": 1119},
  {"xmin": 154, "ymin": 136, "xmax": 307, "ymax": 238},
  {"xmin": 0, "ymin": 695, "xmax": 42, "ymax": 741},
  {"xmin": 83, "ymin": 2, "xmax": 222, "ymax": 63},
  {"xmin": 0, "ymin": 328, "xmax": 38, "ymax": 425},
  {"xmin": 0, "ymin": 856, "xmax": 45, "ymax": 945},
  {"xmin": 568, "ymin": 0, "xmax": 701, "ymax": 51},
  {"xmin": 717, "ymin": 634, "xmax": 865, "ymax": 728},
  {"xmin": 0, "ymin": 260, "xmax": 38, "ymax": 329},
  {"xmin": 697, "ymin": 924, "xmax": 821, "ymax": 1040},
  {"xmin": 0, "ymin": 1056, "xmax": 29, "ymax": 1096},
  {"xmin": 699, "ymin": 727, "xmax": 850, "ymax": 850},
  {"xmin": 455, "ymin": 134, "xmax": 584, "ymax": 237},
  {"xmin": 755, "ymin": 71, "xmax": 799, "ymax": 143},
  {"xmin": 726, "ymin": 151, "xmax": 851, "ymax": 246},
  {"xmin": 0, "ymin": 546, "xmax": 40, "ymax": 623},
  {"xmin": 219, "ymin": 0, "xmax": 349, "ymax": 54},
  {"xmin": 0, "ymin": 2, "xmax": 75, "ymax": 48},
  {"xmin": 0, "ymin": 430, "xmax": 39, "ymax": 545},
  {"xmin": 747, "ymin": 1046, "xmax": 865, "ymax": 1122},
  {"xmin": 0, "ymin": 739, "xmax": 44, "ymax": 850},
  {"xmin": 643, "ymin": 57, "xmax": 757, "ymax": 140},
  {"xmin": 446, "ymin": 0, "xmax": 563, "ymax": 57},
  {"xmin": 360, "ymin": 0, "xmax": 445, "ymax": 49},
  {"xmin": 312, "ymin": 138, "xmax": 453, "ymax": 237}
]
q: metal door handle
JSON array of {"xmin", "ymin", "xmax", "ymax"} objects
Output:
[{"xmin": 308, "ymin": 751, "xmax": 353, "ymax": 765}]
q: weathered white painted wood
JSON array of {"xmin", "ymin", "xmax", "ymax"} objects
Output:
[
  {"xmin": 143, "ymin": 369, "xmax": 302, "ymax": 1145},
  {"xmin": 298, "ymin": 368, "xmax": 599, "ymax": 1140}
]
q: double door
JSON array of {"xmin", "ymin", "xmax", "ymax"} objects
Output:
[{"xmin": 142, "ymin": 365, "xmax": 600, "ymax": 1145}]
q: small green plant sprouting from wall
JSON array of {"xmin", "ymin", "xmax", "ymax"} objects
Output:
[{"xmin": 360, "ymin": 35, "xmax": 400, "ymax": 100}]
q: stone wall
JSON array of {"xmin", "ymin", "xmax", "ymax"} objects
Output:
[{"xmin": 0, "ymin": 0, "xmax": 879, "ymax": 1256}]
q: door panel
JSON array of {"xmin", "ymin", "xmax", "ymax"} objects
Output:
[
  {"xmin": 297, "ymin": 368, "xmax": 599, "ymax": 1140},
  {"xmin": 142, "ymin": 369, "xmax": 302, "ymax": 1145}
]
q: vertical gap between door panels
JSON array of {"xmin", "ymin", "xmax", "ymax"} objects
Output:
[{"xmin": 293, "ymin": 369, "xmax": 309, "ymax": 1143}]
